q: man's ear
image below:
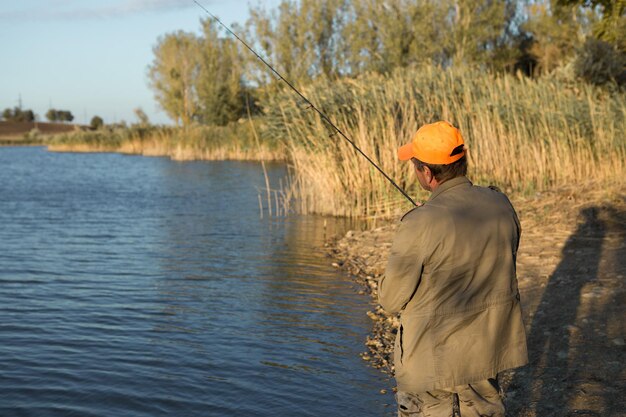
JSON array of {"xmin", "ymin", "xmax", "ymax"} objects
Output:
[{"xmin": 423, "ymin": 165, "xmax": 433, "ymax": 182}]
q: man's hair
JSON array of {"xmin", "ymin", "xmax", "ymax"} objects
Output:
[{"xmin": 411, "ymin": 155, "xmax": 468, "ymax": 183}]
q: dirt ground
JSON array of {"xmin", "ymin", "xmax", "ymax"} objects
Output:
[
  {"xmin": 0, "ymin": 121, "xmax": 81, "ymax": 143},
  {"xmin": 328, "ymin": 187, "xmax": 626, "ymax": 417}
]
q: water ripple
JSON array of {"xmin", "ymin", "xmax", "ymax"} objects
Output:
[{"xmin": 0, "ymin": 148, "xmax": 394, "ymax": 416}]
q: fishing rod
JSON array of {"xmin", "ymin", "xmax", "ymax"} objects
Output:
[{"xmin": 192, "ymin": 0, "xmax": 417, "ymax": 207}]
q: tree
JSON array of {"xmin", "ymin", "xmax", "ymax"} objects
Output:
[
  {"xmin": 521, "ymin": 0, "xmax": 593, "ymax": 75},
  {"xmin": 340, "ymin": 0, "xmax": 446, "ymax": 73},
  {"xmin": 46, "ymin": 109, "xmax": 58, "ymax": 122},
  {"xmin": 57, "ymin": 110, "xmax": 74, "ymax": 123},
  {"xmin": 245, "ymin": 0, "xmax": 524, "ymax": 80},
  {"xmin": 90, "ymin": 115, "xmax": 104, "ymax": 130},
  {"xmin": 558, "ymin": 0, "xmax": 626, "ymax": 51},
  {"xmin": 196, "ymin": 19, "xmax": 247, "ymax": 125},
  {"xmin": 246, "ymin": 0, "xmax": 346, "ymax": 85},
  {"xmin": 22, "ymin": 109, "xmax": 35, "ymax": 122},
  {"xmin": 46, "ymin": 109, "xmax": 74, "ymax": 123},
  {"xmin": 441, "ymin": 0, "xmax": 523, "ymax": 67},
  {"xmin": 574, "ymin": 37, "xmax": 626, "ymax": 85},
  {"xmin": 148, "ymin": 31, "xmax": 201, "ymax": 126},
  {"xmin": 133, "ymin": 107, "xmax": 150, "ymax": 126},
  {"xmin": 2, "ymin": 107, "xmax": 35, "ymax": 122}
]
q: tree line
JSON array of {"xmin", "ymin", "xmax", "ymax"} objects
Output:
[
  {"xmin": 148, "ymin": 0, "xmax": 625, "ymax": 126},
  {"xmin": 1, "ymin": 107, "xmax": 76, "ymax": 123},
  {"xmin": 1, "ymin": 107, "xmax": 152, "ymax": 131},
  {"xmin": 45, "ymin": 109, "xmax": 75, "ymax": 123},
  {"xmin": 2, "ymin": 107, "xmax": 109, "ymax": 132},
  {"xmin": 2, "ymin": 107, "xmax": 36, "ymax": 123}
]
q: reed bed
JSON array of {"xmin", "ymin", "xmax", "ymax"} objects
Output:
[
  {"xmin": 47, "ymin": 122, "xmax": 286, "ymax": 162},
  {"xmin": 262, "ymin": 65, "xmax": 626, "ymax": 218}
]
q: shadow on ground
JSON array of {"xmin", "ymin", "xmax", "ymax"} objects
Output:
[{"xmin": 507, "ymin": 204, "xmax": 626, "ymax": 417}]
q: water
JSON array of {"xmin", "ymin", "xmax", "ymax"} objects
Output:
[{"xmin": 0, "ymin": 147, "xmax": 394, "ymax": 416}]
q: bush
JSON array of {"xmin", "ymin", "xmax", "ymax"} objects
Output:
[
  {"xmin": 574, "ymin": 38, "xmax": 626, "ymax": 87},
  {"xmin": 90, "ymin": 116, "xmax": 104, "ymax": 130}
]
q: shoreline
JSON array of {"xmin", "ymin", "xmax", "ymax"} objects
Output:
[
  {"xmin": 45, "ymin": 143, "xmax": 285, "ymax": 162},
  {"xmin": 327, "ymin": 225, "xmax": 397, "ymax": 374},
  {"xmin": 0, "ymin": 142, "xmax": 286, "ymax": 162},
  {"xmin": 328, "ymin": 186, "xmax": 626, "ymax": 415}
]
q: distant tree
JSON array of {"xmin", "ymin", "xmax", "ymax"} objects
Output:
[
  {"xmin": 521, "ymin": 0, "xmax": 592, "ymax": 75},
  {"xmin": 246, "ymin": 0, "xmax": 524, "ymax": 80},
  {"xmin": 247, "ymin": 0, "xmax": 346, "ymax": 84},
  {"xmin": 148, "ymin": 30, "xmax": 201, "ymax": 126},
  {"xmin": 558, "ymin": 0, "xmax": 626, "ymax": 51},
  {"xmin": 2, "ymin": 108, "xmax": 13, "ymax": 121},
  {"xmin": 57, "ymin": 110, "xmax": 74, "ymax": 123},
  {"xmin": 45, "ymin": 109, "xmax": 74, "ymax": 123},
  {"xmin": 22, "ymin": 109, "xmax": 35, "ymax": 122},
  {"xmin": 2, "ymin": 107, "xmax": 35, "ymax": 122},
  {"xmin": 133, "ymin": 107, "xmax": 150, "ymax": 126},
  {"xmin": 5, "ymin": 107, "xmax": 24, "ymax": 122},
  {"xmin": 46, "ymin": 109, "xmax": 58, "ymax": 122},
  {"xmin": 441, "ymin": 0, "xmax": 524, "ymax": 68},
  {"xmin": 195, "ymin": 19, "xmax": 248, "ymax": 126},
  {"xmin": 90, "ymin": 115, "xmax": 104, "ymax": 130}
]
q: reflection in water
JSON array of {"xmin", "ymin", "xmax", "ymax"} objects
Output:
[{"xmin": 0, "ymin": 148, "xmax": 394, "ymax": 416}]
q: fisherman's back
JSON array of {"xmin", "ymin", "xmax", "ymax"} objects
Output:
[{"xmin": 380, "ymin": 176, "xmax": 528, "ymax": 393}]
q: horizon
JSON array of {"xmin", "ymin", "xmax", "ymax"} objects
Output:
[{"xmin": 0, "ymin": 0, "xmax": 280, "ymax": 126}]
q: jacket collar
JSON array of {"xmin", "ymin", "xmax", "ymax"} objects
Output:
[{"xmin": 428, "ymin": 176, "xmax": 472, "ymax": 202}]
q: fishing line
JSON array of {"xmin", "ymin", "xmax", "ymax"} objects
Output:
[{"xmin": 192, "ymin": 0, "xmax": 417, "ymax": 207}]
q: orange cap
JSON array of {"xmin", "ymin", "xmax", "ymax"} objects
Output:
[{"xmin": 398, "ymin": 121, "xmax": 466, "ymax": 164}]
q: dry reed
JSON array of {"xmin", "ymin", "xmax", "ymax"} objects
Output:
[
  {"xmin": 262, "ymin": 65, "xmax": 625, "ymax": 218},
  {"xmin": 47, "ymin": 122, "xmax": 286, "ymax": 162}
]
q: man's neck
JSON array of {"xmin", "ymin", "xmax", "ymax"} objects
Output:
[{"xmin": 428, "ymin": 180, "xmax": 441, "ymax": 193}]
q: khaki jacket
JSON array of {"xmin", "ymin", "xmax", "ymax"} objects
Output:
[{"xmin": 379, "ymin": 176, "xmax": 528, "ymax": 393}]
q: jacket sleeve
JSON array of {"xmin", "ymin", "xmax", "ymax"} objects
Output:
[{"xmin": 378, "ymin": 214, "xmax": 426, "ymax": 313}]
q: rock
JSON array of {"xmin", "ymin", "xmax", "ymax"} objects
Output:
[
  {"xmin": 366, "ymin": 311, "xmax": 378, "ymax": 320},
  {"xmin": 611, "ymin": 337, "xmax": 625, "ymax": 346}
]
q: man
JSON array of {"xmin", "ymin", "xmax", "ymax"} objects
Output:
[{"xmin": 379, "ymin": 121, "xmax": 528, "ymax": 417}]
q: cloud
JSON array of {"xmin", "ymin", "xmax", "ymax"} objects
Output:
[{"xmin": 0, "ymin": 0, "xmax": 210, "ymax": 21}]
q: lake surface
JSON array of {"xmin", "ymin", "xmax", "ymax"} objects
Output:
[{"xmin": 0, "ymin": 147, "xmax": 394, "ymax": 416}]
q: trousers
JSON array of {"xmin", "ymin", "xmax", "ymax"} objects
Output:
[{"xmin": 396, "ymin": 378, "xmax": 505, "ymax": 417}]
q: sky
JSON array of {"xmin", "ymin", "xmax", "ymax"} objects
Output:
[{"xmin": 0, "ymin": 0, "xmax": 281, "ymax": 125}]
